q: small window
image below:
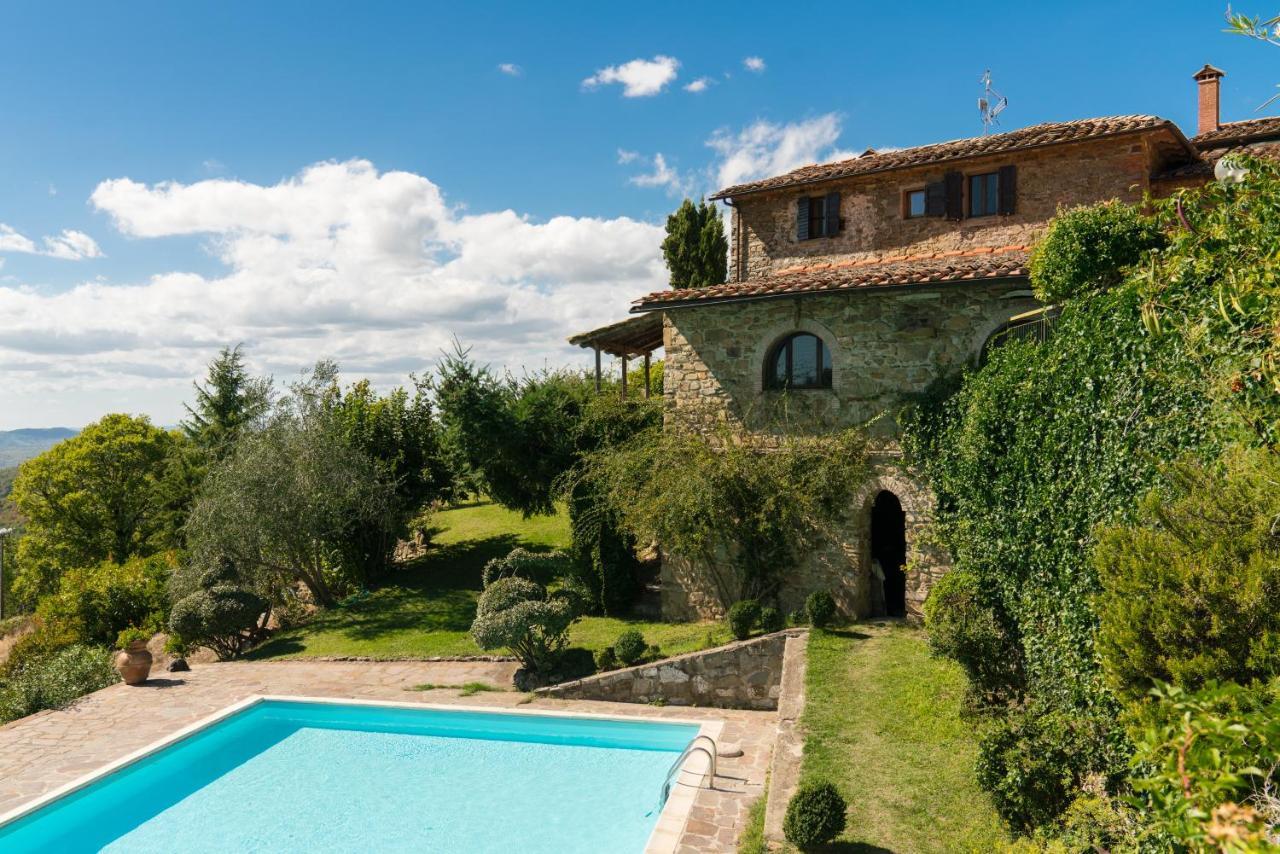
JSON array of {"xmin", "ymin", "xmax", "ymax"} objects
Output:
[
  {"xmin": 905, "ymin": 189, "xmax": 926, "ymax": 219},
  {"xmin": 969, "ymin": 172, "xmax": 1000, "ymax": 217},
  {"xmin": 766, "ymin": 333, "xmax": 833, "ymax": 390},
  {"xmin": 807, "ymin": 197, "xmax": 826, "ymax": 238}
]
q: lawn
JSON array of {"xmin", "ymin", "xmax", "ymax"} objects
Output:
[
  {"xmin": 785, "ymin": 622, "xmax": 1008, "ymax": 853},
  {"xmin": 248, "ymin": 500, "xmax": 727, "ymax": 660}
]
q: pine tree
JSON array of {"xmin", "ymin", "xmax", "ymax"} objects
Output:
[
  {"xmin": 661, "ymin": 198, "xmax": 728, "ymax": 289},
  {"xmin": 181, "ymin": 345, "xmax": 272, "ymax": 458}
]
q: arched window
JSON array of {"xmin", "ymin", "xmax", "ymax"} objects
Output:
[
  {"xmin": 765, "ymin": 332, "xmax": 832, "ymax": 390},
  {"xmin": 979, "ymin": 307, "xmax": 1060, "ymax": 366}
]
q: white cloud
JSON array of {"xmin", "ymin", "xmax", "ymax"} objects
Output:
[
  {"xmin": 0, "ymin": 224, "xmax": 102, "ymax": 260},
  {"xmin": 498, "ymin": 63, "xmax": 523, "ymax": 77},
  {"xmin": 616, "ymin": 148, "xmax": 641, "ymax": 164},
  {"xmin": 582, "ymin": 55, "xmax": 679, "ymax": 97},
  {"xmin": 0, "ymin": 159, "xmax": 666, "ymax": 421},
  {"xmin": 707, "ymin": 114, "xmax": 845, "ymax": 188},
  {"xmin": 683, "ymin": 77, "xmax": 713, "ymax": 93},
  {"xmin": 626, "ymin": 153, "xmax": 689, "ymax": 196},
  {"xmin": 743, "ymin": 56, "xmax": 766, "ymax": 73}
]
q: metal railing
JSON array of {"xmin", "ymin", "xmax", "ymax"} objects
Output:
[{"xmin": 658, "ymin": 735, "xmax": 718, "ymax": 808}]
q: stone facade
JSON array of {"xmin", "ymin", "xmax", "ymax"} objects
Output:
[
  {"xmin": 534, "ymin": 630, "xmax": 797, "ymax": 711},
  {"xmin": 658, "ymin": 132, "xmax": 1178, "ymax": 622},
  {"xmin": 729, "ymin": 135, "xmax": 1165, "ymax": 282}
]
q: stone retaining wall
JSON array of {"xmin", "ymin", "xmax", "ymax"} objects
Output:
[{"xmin": 534, "ymin": 630, "xmax": 799, "ymax": 711}]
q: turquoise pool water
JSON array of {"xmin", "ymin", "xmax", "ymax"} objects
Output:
[{"xmin": 0, "ymin": 699, "xmax": 698, "ymax": 853}]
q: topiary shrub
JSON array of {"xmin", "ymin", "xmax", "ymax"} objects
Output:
[
  {"xmin": 168, "ymin": 560, "xmax": 269, "ymax": 661},
  {"xmin": 0, "ymin": 644, "xmax": 118, "ymax": 725},
  {"xmin": 1028, "ymin": 200, "xmax": 1163, "ymax": 304},
  {"xmin": 469, "ymin": 576, "xmax": 578, "ymax": 674},
  {"xmin": 805, "ymin": 591, "xmax": 836, "ymax": 629},
  {"xmin": 923, "ymin": 569, "xmax": 1024, "ymax": 704},
  {"xmin": 759, "ymin": 606, "xmax": 784, "ymax": 634},
  {"xmin": 783, "ymin": 781, "xmax": 847, "ymax": 850},
  {"xmin": 728, "ymin": 600, "xmax": 761, "ymax": 640},
  {"xmin": 613, "ymin": 629, "xmax": 647, "ymax": 666},
  {"xmin": 481, "ymin": 548, "xmax": 569, "ymax": 588}
]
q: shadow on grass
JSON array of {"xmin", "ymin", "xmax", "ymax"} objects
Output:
[
  {"xmin": 821, "ymin": 627, "xmax": 872, "ymax": 640},
  {"xmin": 245, "ymin": 531, "xmax": 564, "ymax": 658},
  {"xmin": 825, "ymin": 843, "xmax": 896, "ymax": 854}
]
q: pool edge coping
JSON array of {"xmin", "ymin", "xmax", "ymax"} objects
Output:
[{"xmin": 0, "ymin": 693, "xmax": 725, "ymax": 854}]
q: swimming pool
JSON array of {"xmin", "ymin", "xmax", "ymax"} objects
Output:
[{"xmin": 0, "ymin": 697, "xmax": 706, "ymax": 853}]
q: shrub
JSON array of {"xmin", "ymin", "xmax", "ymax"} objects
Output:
[
  {"xmin": 469, "ymin": 576, "xmax": 577, "ymax": 673},
  {"xmin": 759, "ymin": 606, "xmax": 784, "ymax": 634},
  {"xmin": 728, "ymin": 600, "xmax": 761, "ymax": 640},
  {"xmin": 975, "ymin": 702, "xmax": 1129, "ymax": 832},
  {"xmin": 35, "ymin": 554, "xmax": 171, "ymax": 648},
  {"xmin": 1095, "ymin": 447, "xmax": 1280, "ymax": 700},
  {"xmin": 804, "ymin": 591, "xmax": 836, "ymax": 629},
  {"xmin": 114, "ymin": 627, "xmax": 150, "ymax": 649},
  {"xmin": 1028, "ymin": 200, "xmax": 1163, "ymax": 304},
  {"xmin": 923, "ymin": 569, "xmax": 1024, "ymax": 704},
  {"xmin": 168, "ymin": 560, "xmax": 269, "ymax": 660},
  {"xmin": 481, "ymin": 548, "xmax": 569, "ymax": 588},
  {"xmin": 782, "ymin": 781, "xmax": 847, "ymax": 850},
  {"xmin": 593, "ymin": 646, "xmax": 618, "ymax": 671},
  {"xmin": 613, "ymin": 629, "xmax": 647, "ymax": 666},
  {"xmin": 0, "ymin": 620, "xmax": 79, "ymax": 678},
  {"xmin": 0, "ymin": 644, "xmax": 118, "ymax": 725},
  {"xmin": 163, "ymin": 633, "xmax": 190, "ymax": 657}
]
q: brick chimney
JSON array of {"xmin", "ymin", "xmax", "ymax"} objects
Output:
[{"xmin": 1193, "ymin": 64, "xmax": 1225, "ymax": 135}]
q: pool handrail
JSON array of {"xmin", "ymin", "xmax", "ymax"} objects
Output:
[{"xmin": 659, "ymin": 735, "xmax": 718, "ymax": 806}]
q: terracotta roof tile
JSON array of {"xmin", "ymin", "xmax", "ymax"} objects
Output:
[
  {"xmin": 709, "ymin": 116, "xmax": 1186, "ymax": 200},
  {"xmin": 632, "ymin": 247, "xmax": 1031, "ymax": 311},
  {"xmin": 1192, "ymin": 115, "xmax": 1280, "ymax": 147}
]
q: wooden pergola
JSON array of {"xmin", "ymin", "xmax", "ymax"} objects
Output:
[{"xmin": 567, "ymin": 312, "xmax": 663, "ymax": 397}]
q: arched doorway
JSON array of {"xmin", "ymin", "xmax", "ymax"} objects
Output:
[{"xmin": 870, "ymin": 491, "xmax": 907, "ymax": 617}]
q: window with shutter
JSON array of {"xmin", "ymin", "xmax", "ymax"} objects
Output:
[
  {"xmin": 944, "ymin": 171, "xmax": 964, "ymax": 220},
  {"xmin": 998, "ymin": 165, "xmax": 1017, "ymax": 215},
  {"xmin": 796, "ymin": 197, "xmax": 810, "ymax": 241},
  {"xmin": 924, "ymin": 181, "xmax": 946, "ymax": 217},
  {"xmin": 823, "ymin": 192, "xmax": 841, "ymax": 236},
  {"xmin": 969, "ymin": 172, "xmax": 1000, "ymax": 217}
]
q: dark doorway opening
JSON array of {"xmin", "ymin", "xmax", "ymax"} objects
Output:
[{"xmin": 870, "ymin": 491, "xmax": 907, "ymax": 617}]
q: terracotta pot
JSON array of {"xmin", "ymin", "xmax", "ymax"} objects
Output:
[{"xmin": 114, "ymin": 640, "xmax": 152, "ymax": 685}]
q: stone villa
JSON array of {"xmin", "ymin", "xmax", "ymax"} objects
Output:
[{"xmin": 571, "ymin": 65, "xmax": 1280, "ymax": 621}]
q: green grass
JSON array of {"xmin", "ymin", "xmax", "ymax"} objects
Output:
[
  {"xmin": 408, "ymin": 681, "xmax": 504, "ymax": 697},
  {"xmin": 248, "ymin": 500, "xmax": 723, "ymax": 661},
  {"xmin": 800, "ymin": 622, "xmax": 1008, "ymax": 853}
]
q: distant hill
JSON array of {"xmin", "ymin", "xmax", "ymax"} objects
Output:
[{"xmin": 0, "ymin": 428, "xmax": 77, "ymax": 468}]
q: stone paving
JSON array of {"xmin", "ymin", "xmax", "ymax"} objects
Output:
[{"xmin": 0, "ymin": 660, "xmax": 775, "ymax": 853}]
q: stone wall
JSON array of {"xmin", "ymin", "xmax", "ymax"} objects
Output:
[
  {"xmin": 729, "ymin": 134, "xmax": 1160, "ymax": 281},
  {"xmin": 534, "ymin": 630, "xmax": 797, "ymax": 711}
]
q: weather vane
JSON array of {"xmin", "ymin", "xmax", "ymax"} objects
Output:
[{"xmin": 979, "ymin": 69, "xmax": 1008, "ymax": 135}]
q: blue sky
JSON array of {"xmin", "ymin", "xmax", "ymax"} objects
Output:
[{"xmin": 0, "ymin": 0, "xmax": 1272, "ymax": 428}]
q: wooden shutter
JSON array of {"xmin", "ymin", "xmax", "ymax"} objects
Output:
[
  {"xmin": 998, "ymin": 165, "xmax": 1017, "ymax": 215},
  {"xmin": 925, "ymin": 181, "xmax": 946, "ymax": 217},
  {"xmin": 796, "ymin": 197, "xmax": 810, "ymax": 241},
  {"xmin": 823, "ymin": 192, "xmax": 841, "ymax": 236},
  {"xmin": 944, "ymin": 171, "xmax": 964, "ymax": 220}
]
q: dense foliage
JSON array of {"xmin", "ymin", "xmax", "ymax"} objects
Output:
[
  {"xmin": 728, "ymin": 600, "xmax": 760, "ymax": 640},
  {"xmin": 9, "ymin": 414, "xmax": 180, "ymax": 607},
  {"xmin": 1027, "ymin": 201, "xmax": 1164, "ymax": 304},
  {"xmin": 1095, "ymin": 447, "xmax": 1280, "ymax": 701},
  {"xmin": 612, "ymin": 628, "xmax": 647, "ymax": 665},
  {"xmin": 480, "ymin": 547, "xmax": 568, "ymax": 588},
  {"xmin": 922, "ymin": 569, "xmax": 1024, "ymax": 705},
  {"xmin": 759, "ymin": 605, "xmax": 784, "ymax": 634},
  {"xmin": 586, "ymin": 426, "xmax": 866, "ymax": 606},
  {"xmin": 0, "ymin": 644, "xmax": 117, "ymax": 725},
  {"xmin": 661, "ymin": 198, "xmax": 728, "ymax": 289},
  {"xmin": 35, "ymin": 553, "xmax": 171, "ymax": 647},
  {"xmin": 783, "ymin": 781, "xmax": 848, "ymax": 850},
  {"xmin": 804, "ymin": 590, "xmax": 836, "ymax": 629}
]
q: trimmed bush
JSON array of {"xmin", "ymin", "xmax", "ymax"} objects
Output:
[
  {"xmin": 613, "ymin": 629, "xmax": 647, "ymax": 666},
  {"xmin": 804, "ymin": 591, "xmax": 836, "ymax": 629},
  {"xmin": 481, "ymin": 547, "xmax": 569, "ymax": 588},
  {"xmin": 469, "ymin": 576, "xmax": 577, "ymax": 673},
  {"xmin": 0, "ymin": 644, "xmax": 118, "ymax": 725},
  {"xmin": 593, "ymin": 646, "xmax": 618, "ymax": 671},
  {"xmin": 759, "ymin": 606, "xmax": 784, "ymax": 634},
  {"xmin": 1028, "ymin": 200, "xmax": 1163, "ymax": 304},
  {"xmin": 783, "ymin": 781, "xmax": 847, "ymax": 850},
  {"xmin": 168, "ymin": 560, "xmax": 268, "ymax": 661},
  {"xmin": 728, "ymin": 600, "xmax": 761, "ymax": 640}
]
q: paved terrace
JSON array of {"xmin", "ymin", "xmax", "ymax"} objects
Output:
[{"xmin": 0, "ymin": 660, "xmax": 776, "ymax": 853}]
